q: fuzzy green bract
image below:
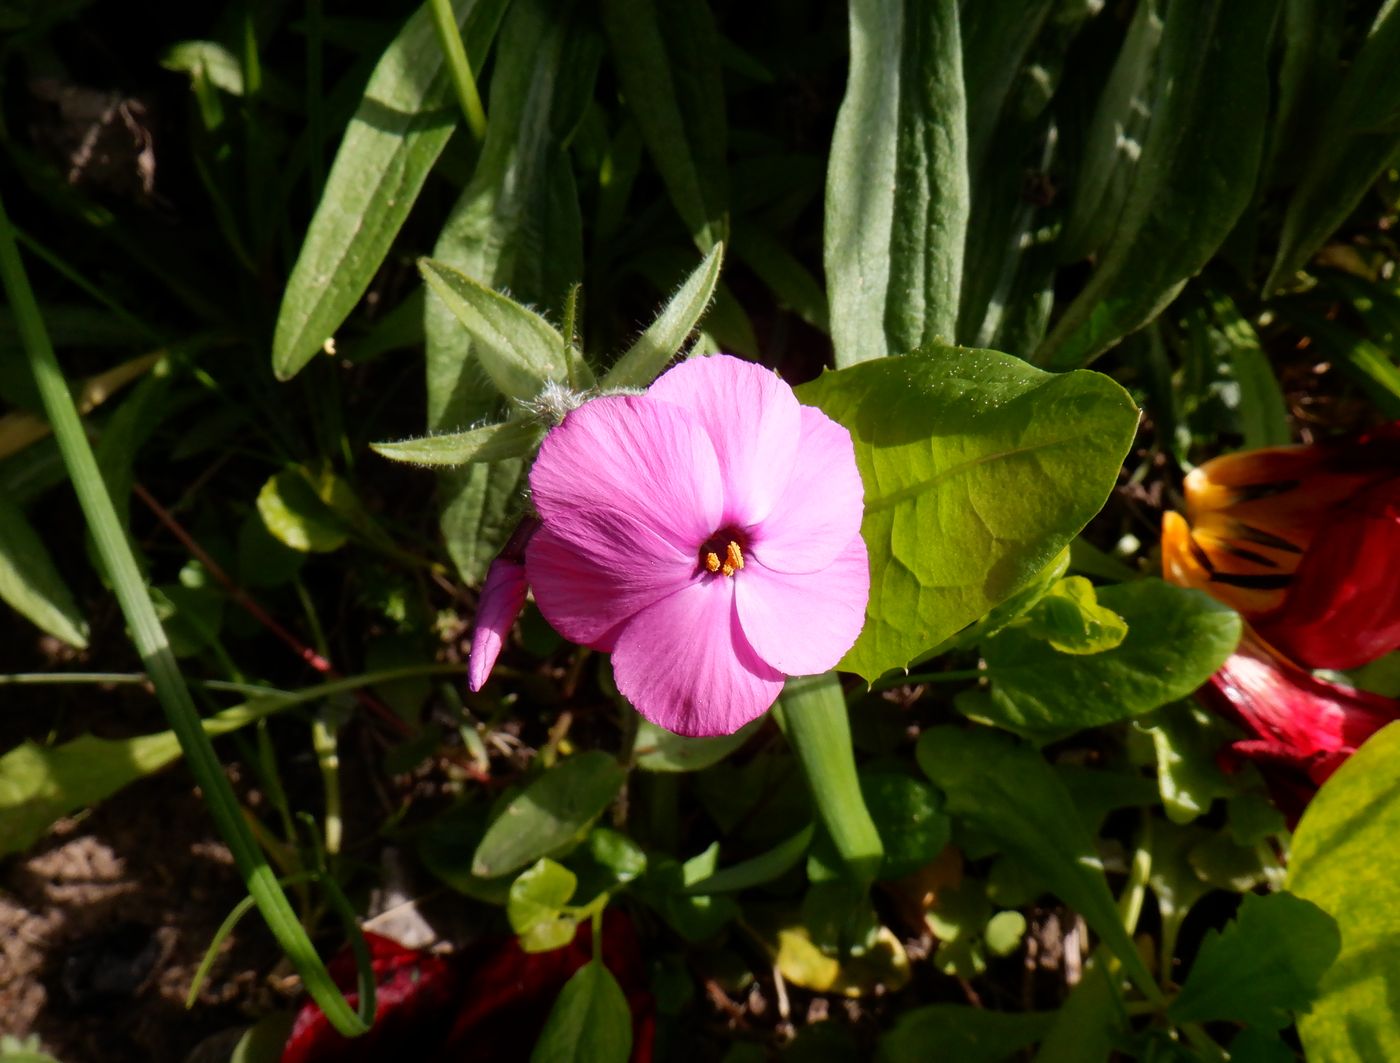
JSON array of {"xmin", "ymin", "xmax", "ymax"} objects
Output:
[{"xmin": 797, "ymin": 344, "xmax": 1139, "ymax": 681}]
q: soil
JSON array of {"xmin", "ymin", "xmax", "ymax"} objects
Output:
[{"xmin": 0, "ymin": 767, "xmax": 284, "ymax": 1063}]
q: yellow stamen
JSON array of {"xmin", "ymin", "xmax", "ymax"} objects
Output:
[
  {"xmin": 725, "ymin": 542, "xmax": 744, "ymax": 572},
  {"xmin": 704, "ymin": 551, "xmax": 721, "ymax": 573}
]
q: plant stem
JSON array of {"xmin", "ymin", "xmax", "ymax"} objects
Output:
[
  {"xmin": 428, "ymin": 0, "xmax": 488, "ymax": 141},
  {"xmin": 0, "ymin": 189, "xmax": 369, "ymax": 1037}
]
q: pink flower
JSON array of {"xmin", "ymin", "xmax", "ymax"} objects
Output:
[
  {"xmin": 467, "ymin": 519, "xmax": 540, "ymax": 693},
  {"xmin": 524, "ymin": 354, "xmax": 869, "ymax": 737}
]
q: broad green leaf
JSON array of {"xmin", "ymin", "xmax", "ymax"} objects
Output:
[
  {"xmin": 370, "ymin": 418, "xmax": 545, "ymax": 467},
  {"xmin": 770, "ymin": 917, "xmax": 910, "ymax": 997},
  {"xmin": 419, "ymin": 258, "xmax": 583, "ymax": 400},
  {"xmin": 1139, "ymin": 701, "xmax": 1237, "ymax": 824},
  {"xmin": 681, "ymin": 825, "xmax": 814, "ymax": 895},
  {"xmin": 1289, "ymin": 721, "xmax": 1400, "ymax": 1061},
  {"xmin": 774, "ymin": 674, "xmax": 883, "ymax": 884},
  {"xmin": 861, "ymin": 771, "xmax": 951, "ymax": 881},
  {"xmin": 984, "ymin": 911, "xmax": 1026, "ymax": 957},
  {"xmin": 255, "ymin": 466, "xmax": 353, "ymax": 553},
  {"xmin": 1169, "ymin": 891, "xmax": 1339, "ymax": 1030},
  {"xmin": 825, "ymin": 0, "xmax": 968, "ymax": 365},
  {"xmin": 1265, "ymin": 0, "xmax": 1345, "ymax": 189},
  {"xmin": 427, "ymin": 0, "xmax": 599, "ymax": 582},
  {"xmin": 916, "ymin": 726, "xmax": 1157, "ymax": 997},
  {"xmin": 472, "ymin": 751, "xmax": 627, "ymax": 878},
  {"xmin": 795, "ymin": 345, "xmax": 1138, "ymax": 680},
  {"xmin": 1266, "ymin": 3, "xmax": 1400, "ymax": 294},
  {"xmin": 272, "ymin": 0, "xmax": 509, "ymax": 379},
  {"xmin": 530, "ymin": 960, "xmax": 632, "ymax": 1063},
  {"xmin": 977, "ymin": 580, "xmax": 1240, "ymax": 741},
  {"xmin": 877, "ymin": 1005, "xmax": 1054, "ymax": 1063},
  {"xmin": 0, "ymin": 694, "xmax": 297, "ymax": 857},
  {"xmin": 0, "ymin": 497, "xmax": 87, "ymax": 647},
  {"xmin": 633, "ymin": 844, "xmax": 740, "ymax": 942},
  {"xmin": 600, "ymin": 0, "xmax": 727, "ymax": 252},
  {"xmin": 602, "ymin": 242, "xmax": 723, "ymax": 389},
  {"xmin": 632, "ymin": 715, "xmax": 760, "ymax": 773},
  {"xmin": 1035, "ymin": 0, "xmax": 1273, "ymax": 369},
  {"xmin": 508, "ymin": 858, "xmax": 580, "ymax": 953},
  {"xmin": 1017, "ymin": 576, "xmax": 1127, "ymax": 655},
  {"xmin": 567, "ymin": 827, "xmax": 647, "ymax": 905}
]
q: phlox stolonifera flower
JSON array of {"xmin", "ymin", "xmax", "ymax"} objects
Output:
[{"xmin": 470, "ymin": 354, "xmax": 870, "ymax": 737}]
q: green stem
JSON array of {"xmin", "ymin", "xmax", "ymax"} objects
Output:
[
  {"xmin": 428, "ymin": 0, "xmax": 488, "ymax": 141},
  {"xmin": 0, "ymin": 190, "xmax": 369, "ymax": 1037}
]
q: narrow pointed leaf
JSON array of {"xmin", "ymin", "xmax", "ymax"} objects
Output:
[
  {"xmin": 825, "ymin": 0, "xmax": 968, "ymax": 365},
  {"xmin": 603, "ymin": 242, "xmax": 723, "ymax": 388},
  {"xmin": 426, "ymin": 0, "xmax": 599, "ymax": 582},
  {"xmin": 272, "ymin": 0, "xmax": 510, "ymax": 380},
  {"xmin": 1267, "ymin": 3, "xmax": 1400, "ymax": 294},
  {"xmin": 370, "ymin": 419, "xmax": 544, "ymax": 467},
  {"xmin": 0, "ymin": 497, "xmax": 87, "ymax": 647},
  {"xmin": 600, "ymin": 0, "xmax": 728, "ymax": 252},
  {"xmin": 1035, "ymin": 0, "xmax": 1273, "ymax": 369},
  {"xmin": 420, "ymin": 258, "xmax": 578, "ymax": 400}
]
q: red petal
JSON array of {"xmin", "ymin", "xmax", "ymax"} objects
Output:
[{"xmin": 1258, "ymin": 477, "xmax": 1400, "ymax": 670}]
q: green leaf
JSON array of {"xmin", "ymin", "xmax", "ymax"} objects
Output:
[
  {"xmin": 977, "ymin": 580, "xmax": 1241, "ymax": 741},
  {"xmin": 1266, "ymin": 3, "xmax": 1400, "ymax": 294},
  {"xmin": 1207, "ymin": 290, "xmax": 1290, "ymax": 450},
  {"xmin": 0, "ymin": 197, "xmax": 369, "ymax": 1034},
  {"xmin": 731, "ymin": 228, "xmax": 828, "ymax": 334},
  {"xmin": 0, "ymin": 497, "xmax": 87, "ymax": 647},
  {"xmin": 1139, "ymin": 701, "xmax": 1237, "ymax": 824},
  {"xmin": 567, "ymin": 827, "xmax": 647, "ymax": 905},
  {"xmin": 600, "ymin": 0, "xmax": 728, "ymax": 252},
  {"xmin": 775, "ymin": 674, "xmax": 884, "ymax": 884},
  {"xmin": 1169, "ymin": 891, "xmax": 1340, "ymax": 1030},
  {"xmin": 472, "ymin": 751, "xmax": 627, "ymax": 878},
  {"xmin": 877, "ymin": 1005, "xmax": 1054, "ymax": 1063},
  {"xmin": 508, "ymin": 858, "xmax": 580, "ymax": 953},
  {"xmin": 681, "ymin": 824, "xmax": 814, "ymax": 895},
  {"xmin": 530, "ymin": 960, "xmax": 633, "ymax": 1063},
  {"xmin": 916, "ymin": 725, "xmax": 1157, "ymax": 998},
  {"xmin": 1017, "ymin": 576, "xmax": 1127, "ymax": 655},
  {"xmin": 1057, "ymin": 0, "xmax": 1164, "ymax": 263},
  {"xmin": 370, "ymin": 418, "xmax": 545, "ymax": 467},
  {"xmin": 634, "ymin": 844, "xmax": 740, "ymax": 942},
  {"xmin": 795, "ymin": 345, "xmax": 1139, "ymax": 680},
  {"xmin": 419, "ymin": 258, "xmax": 584, "ymax": 401},
  {"xmin": 272, "ymin": 0, "xmax": 509, "ymax": 379},
  {"xmin": 1031, "ymin": 955, "xmax": 1127, "ymax": 1063},
  {"xmin": 427, "ymin": 0, "xmax": 598, "ymax": 582},
  {"xmin": 984, "ymin": 910, "xmax": 1026, "ymax": 957},
  {"xmin": 1035, "ymin": 0, "xmax": 1273, "ymax": 369},
  {"xmin": 632, "ymin": 715, "xmax": 760, "ymax": 773},
  {"xmin": 255, "ymin": 466, "xmax": 352, "ymax": 553},
  {"xmin": 824, "ymin": 0, "xmax": 968, "ymax": 365},
  {"xmin": 602, "ymin": 242, "xmax": 724, "ymax": 389},
  {"xmin": 861, "ymin": 771, "xmax": 950, "ymax": 881},
  {"xmin": 1288, "ymin": 721, "xmax": 1400, "ymax": 1060}
]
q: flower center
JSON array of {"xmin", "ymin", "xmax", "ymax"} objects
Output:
[{"xmin": 700, "ymin": 532, "xmax": 747, "ymax": 578}]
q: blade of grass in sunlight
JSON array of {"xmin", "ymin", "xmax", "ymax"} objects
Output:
[{"xmin": 0, "ymin": 189, "xmax": 372, "ymax": 1038}]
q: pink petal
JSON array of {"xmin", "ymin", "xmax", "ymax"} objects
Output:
[
  {"xmin": 648, "ymin": 354, "xmax": 801, "ymax": 527},
  {"xmin": 611, "ymin": 577, "xmax": 785, "ymax": 737},
  {"xmin": 526, "ymin": 526, "xmax": 690, "ymax": 650},
  {"xmin": 734, "ymin": 534, "xmax": 869, "ymax": 675},
  {"xmin": 748, "ymin": 406, "xmax": 865, "ymax": 575},
  {"xmin": 467, "ymin": 557, "xmax": 529, "ymax": 691},
  {"xmin": 530, "ymin": 394, "xmax": 722, "ymax": 559}
]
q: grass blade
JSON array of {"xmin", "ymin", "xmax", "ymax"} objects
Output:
[{"xmin": 0, "ymin": 191, "xmax": 370, "ymax": 1037}]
